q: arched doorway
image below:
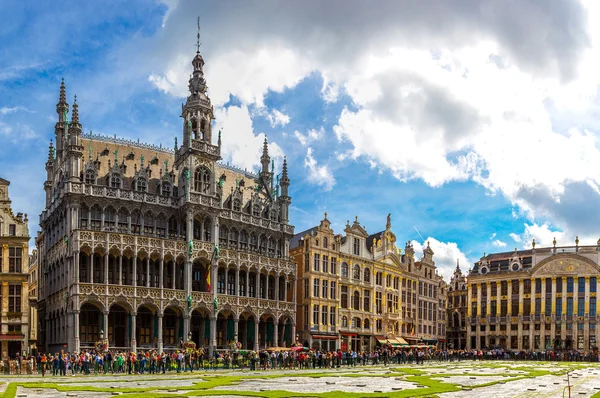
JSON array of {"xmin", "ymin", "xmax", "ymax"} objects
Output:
[
  {"xmin": 238, "ymin": 312, "xmax": 256, "ymax": 350},
  {"xmin": 259, "ymin": 314, "xmax": 275, "ymax": 349},
  {"xmin": 108, "ymin": 304, "xmax": 128, "ymax": 349},
  {"xmin": 163, "ymin": 307, "xmax": 182, "ymax": 349},
  {"xmin": 216, "ymin": 311, "xmax": 235, "ymax": 349},
  {"xmin": 80, "ymin": 303, "xmax": 101, "ymax": 348},
  {"xmin": 191, "ymin": 308, "xmax": 210, "ymax": 348},
  {"xmin": 136, "ymin": 306, "xmax": 155, "ymax": 349},
  {"xmin": 278, "ymin": 315, "xmax": 292, "ymax": 348}
]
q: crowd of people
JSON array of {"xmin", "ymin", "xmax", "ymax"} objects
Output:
[{"xmin": 2, "ymin": 346, "xmax": 599, "ymax": 375}]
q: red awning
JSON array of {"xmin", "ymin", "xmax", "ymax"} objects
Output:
[
  {"xmin": 340, "ymin": 332, "xmax": 358, "ymax": 337},
  {"xmin": 312, "ymin": 334, "xmax": 338, "ymax": 340},
  {"xmin": 0, "ymin": 334, "xmax": 24, "ymax": 341}
]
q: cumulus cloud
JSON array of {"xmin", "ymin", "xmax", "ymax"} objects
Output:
[
  {"xmin": 294, "ymin": 127, "xmax": 323, "ymax": 147},
  {"xmin": 492, "ymin": 239, "xmax": 507, "ymax": 248},
  {"xmin": 509, "ymin": 233, "xmax": 521, "ymax": 242},
  {"xmin": 304, "ymin": 147, "xmax": 335, "ymax": 191},
  {"xmin": 266, "ymin": 109, "xmax": 290, "ymax": 128},
  {"xmin": 412, "ymin": 237, "xmax": 470, "ymax": 281}
]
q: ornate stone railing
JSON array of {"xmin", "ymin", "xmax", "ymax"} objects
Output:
[
  {"xmin": 219, "ymin": 248, "xmax": 296, "ymax": 274},
  {"xmin": 75, "ymin": 230, "xmax": 188, "ymax": 257},
  {"xmin": 219, "ymin": 210, "xmax": 295, "ymax": 235}
]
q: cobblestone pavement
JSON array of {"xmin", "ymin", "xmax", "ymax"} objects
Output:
[{"xmin": 2, "ymin": 361, "xmax": 600, "ymax": 397}]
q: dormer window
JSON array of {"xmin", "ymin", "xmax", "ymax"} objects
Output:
[
  {"xmin": 135, "ymin": 177, "xmax": 147, "ymax": 192},
  {"xmin": 110, "ymin": 174, "xmax": 122, "ymax": 189},
  {"xmin": 252, "ymin": 204, "xmax": 261, "ymax": 217},
  {"xmin": 233, "ymin": 199, "xmax": 241, "ymax": 212},
  {"xmin": 162, "ymin": 182, "xmax": 172, "ymax": 197},
  {"xmin": 353, "ymin": 238, "xmax": 360, "ymax": 256},
  {"xmin": 84, "ymin": 170, "xmax": 95, "ymax": 185}
]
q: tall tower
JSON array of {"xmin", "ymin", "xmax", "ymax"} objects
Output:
[
  {"xmin": 55, "ymin": 79, "xmax": 69, "ymax": 161},
  {"xmin": 66, "ymin": 96, "xmax": 84, "ymax": 182},
  {"xmin": 278, "ymin": 156, "xmax": 291, "ymax": 223}
]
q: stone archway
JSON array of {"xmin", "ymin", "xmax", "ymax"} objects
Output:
[
  {"xmin": 191, "ymin": 307, "xmax": 210, "ymax": 348},
  {"xmin": 108, "ymin": 303, "xmax": 129, "ymax": 349},
  {"xmin": 80, "ymin": 303, "xmax": 102, "ymax": 347}
]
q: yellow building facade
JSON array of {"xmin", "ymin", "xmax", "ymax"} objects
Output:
[
  {"xmin": 467, "ymin": 241, "xmax": 600, "ymax": 352},
  {"xmin": 291, "ymin": 213, "xmax": 446, "ymax": 352},
  {"xmin": 0, "ymin": 178, "xmax": 31, "ymax": 359}
]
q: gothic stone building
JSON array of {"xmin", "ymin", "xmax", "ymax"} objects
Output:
[
  {"xmin": 446, "ymin": 261, "xmax": 467, "ymax": 350},
  {"xmin": 291, "ymin": 214, "xmax": 446, "ymax": 352},
  {"xmin": 467, "ymin": 241, "xmax": 600, "ymax": 352},
  {"xmin": 37, "ymin": 43, "xmax": 296, "ymax": 354},
  {"xmin": 0, "ymin": 178, "xmax": 31, "ymax": 359}
]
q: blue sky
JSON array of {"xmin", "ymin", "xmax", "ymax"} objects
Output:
[{"xmin": 2, "ymin": 0, "xmax": 600, "ymax": 280}]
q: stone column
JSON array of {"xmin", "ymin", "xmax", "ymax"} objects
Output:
[
  {"xmin": 133, "ymin": 254, "xmax": 137, "ymax": 287},
  {"xmin": 233, "ymin": 315, "xmax": 239, "ymax": 342},
  {"xmin": 256, "ymin": 271, "xmax": 260, "ymax": 299},
  {"xmin": 74, "ymin": 251, "xmax": 80, "ymax": 284},
  {"xmin": 74, "ymin": 310, "xmax": 80, "ymax": 353},
  {"xmin": 283, "ymin": 277, "xmax": 288, "ymax": 302},
  {"xmin": 209, "ymin": 315, "xmax": 217, "ymax": 356},
  {"xmin": 562, "ymin": 278, "xmax": 567, "ymax": 342},
  {"xmin": 183, "ymin": 314, "xmax": 191, "ymax": 346},
  {"xmin": 104, "ymin": 253, "xmax": 109, "ymax": 285},
  {"xmin": 274, "ymin": 322, "xmax": 279, "ymax": 347},
  {"xmin": 159, "ymin": 258, "xmax": 164, "ymax": 289},
  {"xmin": 118, "ymin": 255, "xmax": 123, "ymax": 285},
  {"xmin": 90, "ymin": 253, "xmax": 94, "ymax": 283},
  {"xmin": 146, "ymin": 257, "xmax": 150, "ymax": 288},
  {"xmin": 291, "ymin": 321, "xmax": 296, "ymax": 346},
  {"xmin": 530, "ymin": 278, "xmax": 535, "ymax": 349},
  {"xmin": 517, "ymin": 279, "xmax": 524, "ymax": 351},
  {"xmin": 103, "ymin": 311, "xmax": 109, "ymax": 337},
  {"xmin": 254, "ymin": 320, "xmax": 260, "ymax": 351},
  {"xmin": 275, "ymin": 275, "xmax": 280, "ymax": 302},
  {"xmin": 245, "ymin": 271, "xmax": 249, "ymax": 297},
  {"xmin": 235, "ymin": 268, "xmax": 240, "ymax": 296},
  {"xmin": 486, "ymin": 282, "xmax": 491, "ymax": 317},
  {"xmin": 157, "ymin": 313, "xmax": 163, "ymax": 353},
  {"xmin": 172, "ymin": 261, "xmax": 176, "ymax": 290},
  {"xmin": 292, "ymin": 277, "xmax": 297, "ymax": 305},
  {"xmin": 266, "ymin": 272, "xmax": 270, "ymax": 300},
  {"xmin": 131, "ymin": 312, "xmax": 137, "ymax": 352},
  {"xmin": 467, "ymin": 285, "xmax": 472, "ymax": 318}
]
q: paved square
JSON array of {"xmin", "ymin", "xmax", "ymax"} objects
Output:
[{"xmin": 2, "ymin": 361, "xmax": 600, "ymax": 397}]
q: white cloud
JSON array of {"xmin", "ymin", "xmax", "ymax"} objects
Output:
[
  {"xmin": 266, "ymin": 109, "xmax": 290, "ymax": 128},
  {"xmin": 412, "ymin": 237, "xmax": 470, "ymax": 281},
  {"xmin": 489, "ymin": 233, "xmax": 497, "ymax": 240},
  {"xmin": 509, "ymin": 233, "xmax": 521, "ymax": 243},
  {"xmin": 294, "ymin": 127, "xmax": 323, "ymax": 147},
  {"xmin": 304, "ymin": 147, "xmax": 335, "ymax": 191},
  {"xmin": 213, "ymin": 105, "xmax": 284, "ymax": 172},
  {"xmin": 492, "ymin": 239, "xmax": 507, "ymax": 248}
]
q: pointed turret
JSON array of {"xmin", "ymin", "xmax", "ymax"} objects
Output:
[
  {"xmin": 69, "ymin": 95, "xmax": 82, "ymax": 136},
  {"xmin": 277, "ymin": 156, "xmax": 291, "ymax": 223},
  {"xmin": 44, "ymin": 141, "xmax": 55, "ymax": 207},
  {"xmin": 55, "ymin": 79, "xmax": 69, "ymax": 158},
  {"xmin": 261, "ymin": 137, "xmax": 270, "ymax": 173}
]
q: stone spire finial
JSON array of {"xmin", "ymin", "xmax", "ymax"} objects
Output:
[
  {"xmin": 71, "ymin": 95, "xmax": 79, "ymax": 124},
  {"xmin": 260, "ymin": 137, "xmax": 270, "ymax": 173},
  {"xmin": 48, "ymin": 140, "xmax": 55, "ymax": 162},
  {"xmin": 196, "ymin": 16, "xmax": 201, "ymax": 54},
  {"xmin": 59, "ymin": 78, "xmax": 66, "ymax": 104}
]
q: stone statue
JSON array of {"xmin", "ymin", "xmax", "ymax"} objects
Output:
[
  {"xmin": 188, "ymin": 240, "xmax": 193, "ymax": 256},
  {"xmin": 386, "ymin": 213, "xmax": 391, "ymax": 230},
  {"xmin": 214, "ymin": 244, "xmax": 220, "ymax": 259}
]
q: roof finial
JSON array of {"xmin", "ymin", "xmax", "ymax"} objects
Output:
[
  {"xmin": 59, "ymin": 78, "xmax": 66, "ymax": 104},
  {"xmin": 71, "ymin": 95, "xmax": 79, "ymax": 124},
  {"xmin": 196, "ymin": 16, "xmax": 201, "ymax": 53}
]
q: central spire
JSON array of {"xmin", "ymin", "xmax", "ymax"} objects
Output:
[
  {"xmin": 188, "ymin": 17, "xmax": 207, "ymax": 96},
  {"xmin": 196, "ymin": 16, "xmax": 201, "ymax": 54}
]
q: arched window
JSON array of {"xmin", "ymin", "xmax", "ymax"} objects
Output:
[
  {"xmin": 229, "ymin": 228, "xmax": 238, "ymax": 247},
  {"xmin": 200, "ymin": 119, "xmax": 207, "ymax": 140},
  {"xmin": 240, "ymin": 230, "xmax": 248, "ymax": 249},
  {"xmin": 353, "ymin": 291, "xmax": 360, "ymax": 310},
  {"xmin": 252, "ymin": 203, "xmax": 261, "ymax": 217},
  {"xmin": 156, "ymin": 214, "xmax": 166, "ymax": 237},
  {"xmin": 353, "ymin": 265, "xmax": 361, "ymax": 280},
  {"xmin": 233, "ymin": 199, "xmax": 241, "ymax": 212},
  {"xmin": 323, "ymin": 237, "xmax": 328, "ymax": 249},
  {"xmin": 84, "ymin": 170, "xmax": 95, "ymax": 185},
  {"xmin": 249, "ymin": 233, "xmax": 258, "ymax": 251},
  {"xmin": 135, "ymin": 177, "xmax": 147, "ymax": 192},
  {"xmin": 364, "ymin": 268, "xmax": 370, "ymax": 283},
  {"xmin": 118, "ymin": 208, "xmax": 129, "ymax": 233},
  {"xmin": 341, "ymin": 316, "xmax": 348, "ymax": 328},
  {"xmin": 267, "ymin": 237, "xmax": 275, "ymax": 256},
  {"xmin": 104, "ymin": 206, "xmax": 116, "ymax": 231},
  {"xmin": 203, "ymin": 218, "xmax": 211, "ymax": 241},
  {"xmin": 79, "ymin": 205, "xmax": 89, "ymax": 228},
  {"xmin": 168, "ymin": 216, "xmax": 178, "ymax": 237},
  {"xmin": 161, "ymin": 182, "xmax": 172, "ymax": 197},
  {"xmin": 364, "ymin": 319, "xmax": 370, "ymax": 330},
  {"xmin": 315, "ymin": 239, "xmax": 319, "ymax": 247},
  {"xmin": 341, "ymin": 262, "xmax": 349, "ymax": 278},
  {"xmin": 131, "ymin": 210, "xmax": 141, "ymax": 234},
  {"xmin": 194, "ymin": 167, "xmax": 211, "ymax": 193},
  {"xmin": 219, "ymin": 226, "xmax": 228, "ymax": 246},
  {"xmin": 90, "ymin": 205, "xmax": 102, "ymax": 230},
  {"xmin": 258, "ymin": 234, "xmax": 267, "ymax": 253},
  {"xmin": 110, "ymin": 173, "xmax": 122, "ymax": 189},
  {"xmin": 270, "ymin": 209, "xmax": 277, "ymax": 221},
  {"xmin": 143, "ymin": 211, "xmax": 154, "ymax": 235}
]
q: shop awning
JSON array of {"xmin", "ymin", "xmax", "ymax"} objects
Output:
[
  {"xmin": 375, "ymin": 336, "xmax": 387, "ymax": 344},
  {"xmin": 340, "ymin": 332, "xmax": 357, "ymax": 337},
  {"xmin": 391, "ymin": 337, "xmax": 409, "ymax": 346},
  {"xmin": 311, "ymin": 334, "xmax": 338, "ymax": 340},
  {"xmin": 0, "ymin": 334, "xmax": 24, "ymax": 341}
]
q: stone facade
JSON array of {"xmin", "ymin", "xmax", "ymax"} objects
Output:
[
  {"xmin": 446, "ymin": 261, "xmax": 467, "ymax": 350},
  {"xmin": 291, "ymin": 213, "xmax": 446, "ymax": 352},
  {"xmin": 467, "ymin": 242, "xmax": 600, "ymax": 351},
  {"xmin": 37, "ymin": 37, "xmax": 296, "ymax": 354},
  {"xmin": 0, "ymin": 178, "xmax": 31, "ymax": 359}
]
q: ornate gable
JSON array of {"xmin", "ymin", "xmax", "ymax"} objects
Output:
[{"xmin": 531, "ymin": 254, "xmax": 600, "ymax": 277}]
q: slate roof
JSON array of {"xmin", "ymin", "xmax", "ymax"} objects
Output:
[
  {"xmin": 366, "ymin": 230, "xmax": 384, "ymax": 253},
  {"xmin": 471, "ymin": 249, "xmax": 533, "ymax": 275},
  {"xmin": 290, "ymin": 226, "xmax": 318, "ymax": 249}
]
